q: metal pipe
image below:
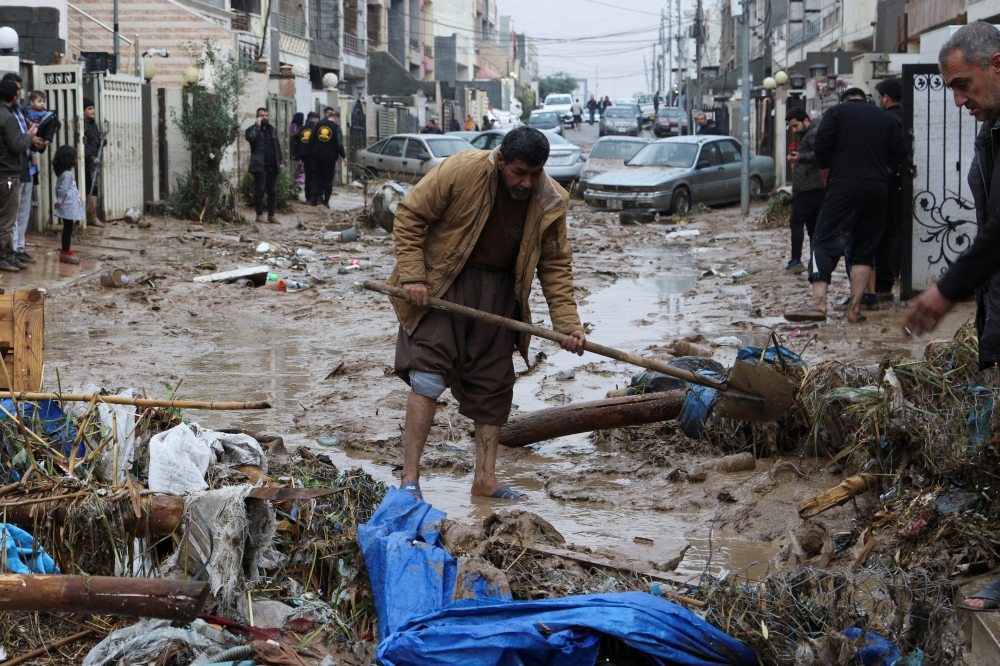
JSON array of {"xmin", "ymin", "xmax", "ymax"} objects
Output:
[
  {"xmin": 113, "ymin": 0, "xmax": 119, "ymax": 73},
  {"xmin": 740, "ymin": 0, "xmax": 751, "ymax": 216}
]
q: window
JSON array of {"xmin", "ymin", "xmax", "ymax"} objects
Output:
[
  {"xmin": 383, "ymin": 137, "xmax": 405, "ymax": 157},
  {"xmin": 471, "ymin": 134, "xmax": 491, "ymax": 149},
  {"xmin": 718, "ymin": 140, "xmax": 741, "ymax": 164},
  {"xmin": 605, "ymin": 108, "xmax": 634, "ymax": 119},
  {"xmin": 545, "ymin": 95, "xmax": 572, "ymax": 106},
  {"xmin": 700, "ymin": 143, "xmax": 722, "ymax": 167},
  {"xmin": 629, "ymin": 143, "xmax": 698, "ymax": 168},
  {"xmin": 530, "ymin": 111, "xmax": 559, "ymax": 124},
  {"xmin": 367, "ymin": 138, "xmax": 388, "ymax": 154},
  {"xmin": 405, "ymin": 139, "xmax": 425, "ymax": 158},
  {"xmin": 231, "ymin": 0, "xmax": 260, "ymax": 14},
  {"xmin": 425, "ymin": 138, "xmax": 474, "ymax": 157},
  {"xmin": 590, "ymin": 140, "xmax": 645, "ymax": 160}
]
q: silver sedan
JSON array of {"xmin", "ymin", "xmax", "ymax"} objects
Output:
[
  {"xmin": 541, "ymin": 132, "xmax": 584, "ymax": 185},
  {"xmin": 355, "ymin": 134, "xmax": 474, "ymax": 182},
  {"xmin": 583, "ymin": 136, "xmax": 776, "ymax": 215}
]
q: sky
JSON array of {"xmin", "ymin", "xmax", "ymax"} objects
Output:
[{"xmin": 501, "ymin": 0, "xmax": 707, "ymax": 101}]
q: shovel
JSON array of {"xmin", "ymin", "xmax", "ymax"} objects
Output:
[{"xmin": 362, "ymin": 280, "xmax": 794, "ymax": 423}]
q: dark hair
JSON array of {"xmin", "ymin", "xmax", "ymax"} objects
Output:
[
  {"xmin": 874, "ymin": 78, "xmax": 902, "ymax": 102},
  {"xmin": 256, "ymin": 107, "xmax": 268, "ymax": 116},
  {"xmin": 306, "ymin": 111, "xmax": 319, "ymax": 119},
  {"xmin": 83, "ymin": 97, "xmax": 94, "ymax": 109},
  {"xmin": 498, "ymin": 126, "xmax": 550, "ymax": 167},
  {"xmin": 51, "ymin": 145, "xmax": 77, "ymax": 175},
  {"xmin": 324, "ymin": 106, "xmax": 334, "ymax": 114},
  {"xmin": 291, "ymin": 112, "xmax": 304, "ymax": 126},
  {"xmin": 0, "ymin": 80, "xmax": 18, "ymax": 103},
  {"xmin": 840, "ymin": 87, "xmax": 867, "ymax": 102},
  {"xmin": 785, "ymin": 107, "xmax": 808, "ymax": 122},
  {"xmin": 1, "ymin": 73, "xmax": 21, "ymax": 84},
  {"xmin": 29, "ymin": 90, "xmax": 46, "ymax": 102}
]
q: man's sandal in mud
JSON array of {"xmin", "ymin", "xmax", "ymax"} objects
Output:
[
  {"xmin": 783, "ymin": 306, "xmax": 827, "ymax": 322},
  {"xmin": 401, "ymin": 482, "xmax": 423, "ymax": 501},
  {"xmin": 959, "ymin": 578, "xmax": 1000, "ymax": 611},
  {"xmin": 488, "ymin": 485, "xmax": 527, "ymax": 502}
]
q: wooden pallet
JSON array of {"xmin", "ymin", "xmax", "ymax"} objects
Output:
[{"xmin": 0, "ymin": 290, "xmax": 44, "ymax": 392}]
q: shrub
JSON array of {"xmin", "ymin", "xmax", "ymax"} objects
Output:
[{"xmin": 238, "ymin": 170, "xmax": 295, "ymax": 212}]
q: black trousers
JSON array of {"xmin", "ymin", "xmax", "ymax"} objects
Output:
[
  {"xmin": 60, "ymin": 217, "xmax": 74, "ymax": 251},
  {"xmin": 874, "ymin": 183, "xmax": 904, "ymax": 293},
  {"xmin": 253, "ymin": 170, "xmax": 278, "ymax": 216},
  {"xmin": 302, "ymin": 159, "xmax": 316, "ymax": 203},
  {"xmin": 314, "ymin": 159, "xmax": 337, "ymax": 205},
  {"xmin": 809, "ymin": 189, "xmax": 886, "ymax": 284},
  {"xmin": 789, "ymin": 189, "xmax": 824, "ymax": 264}
]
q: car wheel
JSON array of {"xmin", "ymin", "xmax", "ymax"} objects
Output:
[
  {"xmin": 671, "ymin": 187, "xmax": 691, "ymax": 215},
  {"xmin": 750, "ymin": 176, "xmax": 762, "ymax": 200}
]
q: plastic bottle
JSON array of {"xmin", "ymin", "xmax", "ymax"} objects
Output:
[
  {"xmin": 349, "ymin": 259, "xmax": 373, "ymax": 267},
  {"xmin": 296, "ymin": 248, "xmax": 316, "ymax": 257},
  {"xmin": 338, "ymin": 264, "xmax": 361, "ymax": 274},
  {"xmin": 282, "ymin": 280, "xmax": 310, "ymax": 292},
  {"xmin": 730, "ymin": 270, "xmax": 748, "ymax": 279}
]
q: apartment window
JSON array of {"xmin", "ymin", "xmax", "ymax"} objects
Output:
[
  {"xmin": 367, "ymin": 3, "xmax": 381, "ymax": 45},
  {"xmin": 231, "ymin": 0, "xmax": 260, "ymax": 14},
  {"xmin": 345, "ymin": 0, "xmax": 359, "ymax": 36},
  {"xmin": 822, "ymin": 6, "xmax": 840, "ymax": 32}
]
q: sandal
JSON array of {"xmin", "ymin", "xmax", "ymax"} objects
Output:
[
  {"xmin": 784, "ymin": 306, "xmax": 827, "ymax": 322},
  {"xmin": 488, "ymin": 484, "xmax": 527, "ymax": 502},
  {"xmin": 848, "ymin": 314, "xmax": 868, "ymax": 324},
  {"xmin": 959, "ymin": 577, "xmax": 1000, "ymax": 611},
  {"xmin": 401, "ymin": 482, "xmax": 423, "ymax": 501}
]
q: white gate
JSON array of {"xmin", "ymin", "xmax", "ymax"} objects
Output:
[
  {"xmin": 902, "ymin": 64, "xmax": 981, "ymax": 297},
  {"xmin": 97, "ymin": 73, "xmax": 143, "ymax": 221},
  {"xmin": 34, "ymin": 65, "xmax": 85, "ymax": 233}
]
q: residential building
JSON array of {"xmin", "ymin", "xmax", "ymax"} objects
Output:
[
  {"xmin": 310, "ymin": 0, "xmax": 368, "ymax": 95},
  {"xmin": 432, "ymin": 0, "xmax": 475, "ymax": 84}
]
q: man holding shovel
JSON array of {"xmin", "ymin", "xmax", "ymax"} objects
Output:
[{"xmin": 388, "ymin": 126, "xmax": 586, "ymax": 502}]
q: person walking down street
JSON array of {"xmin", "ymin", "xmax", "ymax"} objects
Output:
[
  {"xmin": 420, "ymin": 119, "xmax": 444, "ymax": 134},
  {"xmin": 872, "ymin": 77, "xmax": 904, "ymax": 300},
  {"xmin": 244, "ymin": 107, "xmax": 284, "ymax": 224},
  {"xmin": 6, "ymin": 78, "xmax": 36, "ymax": 267},
  {"xmin": 903, "ymin": 22, "xmax": 1000, "ymax": 611},
  {"xmin": 696, "ymin": 113, "xmax": 709, "ymax": 134},
  {"xmin": 51, "ymin": 145, "xmax": 84, "ymax": 265},
  {"xmin": 603, "ymin": 96, "xmax": 611, "ymax": 116},
  {"xmin": 289, "ymin": 111, "xmax": 305, "ymax": 193},
  {"xmin": 0, "ymin": 79, "xmax": 37, "ymax": 273},
  {"xmin": 654, "ymin": 90, "xmax": 662, "ymax": 115},
  {"xmin": 482, "ymin": 113, "xmax": 493, "ymax": 131},
  {"xmin": 571, "ymin": 98, "xmax": 584, "ymax": 130},
  {"xmin": 587, "ymin": 96, "xmax": 598, "ymax": 125},
  {"xmin": 784, "ymin": 108, "xmax": 825, "ymax": 274},
  {"xmin": 465, "ymin": 114, "xmax": 475, "ymax": 131},
  {"xmin": 388, "ymin": 126, "xmax": 586, "ymax": 503},
  {"xmin": 295, "ymin": 112, "xmax": 319, "ymax": 204},
  {"xmin": 313, "ymin": 110, "xmax": 347, "ymax": 208},
  {"xmin": 784, "ymin": 88, "xmax": 906, "ymax": 324},
  {"xmin": 82, "ymin": 98, "xmax": 104, "ymax": 228},
  {"xmin": 450, "ymin": 116, "xmax": 461, "ymax": 132}
]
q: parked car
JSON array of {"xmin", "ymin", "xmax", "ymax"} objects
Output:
[
  {"xmin": 635, "ymin": 94, "xmax": 656, "ymax": 124},
  {"xmin": 615, "ymin": 99, "xmax": 645, "ymax": 125},
  {"xmin": 600, "ymin": 107, "xmax": 641, "ymax": 137},
  {"xmin": 447, "ymin": 130, "xmax": 481, "ymax": 141},
  {"xmin": 583, "ymin": 136, "xmax": 776, "ymax": 215},
  {"xmin": 527, "ymin": 110, "xmax": 564, "ymax": 136},
  {"xmin": 541, "ymin": 132, "xmax": 584, "ymax": 185},
  {"xmin": 542, "ymin": 93, "xmax": 574, "ymax": 126},
  {"xmin": 469, "ymin": 129, "xmax": 511, "ymax": 151},
  {"xmin": 485, "ymin": 108, "xmax": 519, "ymax": 130},
  {"xmin": 654, "ymin": 107, "xmax": 688, "ymax": 137},
  {"xmin": 355, "ymin": 134, "xmax": 474, "ymax": 182},
  {"xmin": 581, "ymin": 136, "xmax": 648, "ymax": 190}
]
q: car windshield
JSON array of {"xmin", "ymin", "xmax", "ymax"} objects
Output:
[
  {"xmin": 531, "ymin": 111, "xmax": 559, "ymax": 124},
  {"xmin": 544, "ymin": 133, "xmax": 571, "ymax": 145},
  {"xmin": 628, "ymin": 142, "xmax": 699, "ymax": 167},
  {"xmin": 658, "ymin": 108, "xmax": 684, "ymax": 118},
  {"xmin": 605, "ymin": 108, "xmax": 634, "ymax": 119},
  {"xmin": 425, "ymin": 138, "xmax": 471, "ymax": 157},
  {"xmin": 547, "ymin": 95, "xmax": 572, "ymax": 106},
  {"xmin": 590, "ymin": 140, "xmax": 644, "ymax": 159}
]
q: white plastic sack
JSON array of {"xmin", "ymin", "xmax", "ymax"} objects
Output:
[
  {"xmin": 83, "ymin": 619, "xmax": 230, "ymax": 666},
  {"xmin": 69, "ymin": 385, "xmax": 142, "ymax": 484},
  {"xmin": 148, "ymin": 423, "xmax": 268, "ymax": 495}
]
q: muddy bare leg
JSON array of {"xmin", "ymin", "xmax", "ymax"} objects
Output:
[
  {"xmin": 471, "ymin": 423, "xmax": 527, "ymax": 500},
  {"xmin": 401, "ymin": 391, "xmax": 435, "ymax": 486},
  {"xmin": 810, "ymin": 280, "xmax": 829, "ymax": 314},
  {"xmin": 848, "ymin": 265, "xmax": 872, "ymax": 322}
]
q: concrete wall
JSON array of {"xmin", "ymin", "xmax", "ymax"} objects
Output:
[
  {"xmin": 368, "ymin": 49, "xmax": 419, "ymax": 95},
  {"xmin": 434, "ymin": 34, "xmax": 456, "ymax": 84},
  {"xmin": 1, "ymin": 5, "xmax": 65, "ymax": 65}
]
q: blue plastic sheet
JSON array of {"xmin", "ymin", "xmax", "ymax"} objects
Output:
[
  {"xmin": 679, "ymin": 371, "xmax": 719, "ymax": 438},
  {"xmin": 0, "ymin": 399, "xmax": 81, "ymax": 458},
  {"xmin": 1, "ymin": 524, "xmax": 58, "ymax": 574},
  {"xmin": 359, "ymin": 488, "xmax": 757, "ymax": 666},
  {"xmin": 736, "ymin": 345, "xmax": 805, "ymax": 368},
  {"xmin": 841, "ymin": 628, "xmax": 903, "ymax": 665}
]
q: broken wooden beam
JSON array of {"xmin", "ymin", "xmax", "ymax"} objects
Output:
[
  {"xmin": 1, "ymin": 495, "xmax": 185, "ymax": 535},
  {"xmin": 499, "ymin": 390, "xmax": 687, "ymax": 448},
  {"xmin": 797, "ymin": 474, "xmax": 875, "ymax": 519},
  {"xmin": 0, "ymin": 392, "xmax": 270, "ymax": 410},
  {"xmin": 0, "ymin": 575, "xmax": 209, "ymax": 620}
]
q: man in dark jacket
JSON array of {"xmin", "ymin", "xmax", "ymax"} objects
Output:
[
  {"xmin": 872, "ymin": 78, "xmax": 904, "ymax": 299},
  {"xmin": 784, "ymin": 108, "xmax": 824, "ymax": 274},
  {"xmin": 83, "ymin": 98, "xmax": 105, "ymax": 227},
  {"xmin": 784, "ymin": 88, "xmax": 906, "ymax": 324},
  {"xmin": 244, "ymin": 107, "xmax": 284, "ymax": 223},
  {"xmin": 312, "ymin": 110, "xmax": 346, "ymax": 208},
  {"xmin": 0, "ymin": 80, "xmax": 36, "ymax": 273},
  {"xmin": 295, "ymin": 112, "xmax": 319, "ymax": 204}
]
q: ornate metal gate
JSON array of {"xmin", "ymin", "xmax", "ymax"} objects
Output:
[
  {"xmin": 349, "ymin": 98, "xmax": 367, "ymax": 162},
  {"xmin": 34, "ymin": 65, "xmax": 85, "ymax": 232},
  {"xmin": 97, "ymin": 72, "xmax": 144, "ymax": 221},
  {"xmin": 901, "ymin": 64, "xmax": 981, "ymax": 298},
  {"xmin": 267, "ymin": 94, "xmax": 295, "ymax": 162}
]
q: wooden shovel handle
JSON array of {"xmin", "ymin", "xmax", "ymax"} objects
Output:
[{"xmin": 362, "ymin": 280, "xmax": 727, "ymax": 392}]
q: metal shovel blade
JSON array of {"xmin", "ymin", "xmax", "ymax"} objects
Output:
[{"xmin": 716, "ymin": 360, "xmax": 795, "ymax": 423}]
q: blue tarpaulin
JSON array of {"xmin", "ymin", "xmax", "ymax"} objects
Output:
[
  {"xmin": 0, "ymin": 399, "xmax": 81, "ymax": 458},
  {"xmin": 359, "ymin": 488, "xmax": 758, "ymax": 666}
]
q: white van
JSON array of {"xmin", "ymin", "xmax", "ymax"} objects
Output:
[{"xmin": 542, "ymin": 93, "xmax": 574, "ymax": 127}]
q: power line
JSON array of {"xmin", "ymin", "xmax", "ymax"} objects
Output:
[{"xmin": 577, "ymin": 0, "xmax": 663, "ymax": 16}]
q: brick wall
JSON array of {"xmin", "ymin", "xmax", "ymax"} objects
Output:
[{"xmin": 0, "ymin": 6, "xmax": 66, "ymax": 65}]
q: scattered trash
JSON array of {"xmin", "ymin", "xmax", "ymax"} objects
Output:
[
  {"xmin": 665, "ymin": 229, "xmax": 700, "ymax": 241},
  {"xmin": 100, "ymin": 268, "xmax": 130, "ymax": 288},
  {"xmin": 712, "ymin": 336, "xmax": 744, "ymax": 347},
  {"xmin": 935, "ymin": 488, "xmax": 980, "ymax": 515},
  {"xmin": 730, "ymin": 270, "xmax": 748, "ymax": 280},
  {"xmin": 277, "ymin": 280, "xmax": 309, "ymax": 292},
  {"xmin": 295, "ymin": 248, "xmax": 317, "ymax": 258},
  {"xmin": 255, "ymin": 242, "xmax": 276, "ymax": 253},
  {"xmin": 315, "ymin": 227, "xmax": 359, "ymax": 243},
  {"xmin": 233, "ymin": 278, "xmax": 255, "ymax": 288},
  {"xmin": 554, "ymin": 369, "xmax": 575, "ymax": 380},
  {"xmin": 124, "ymin": 207, "xmax": 143, "ymax": 224},
  {"xmin": 716, "ymin": 452, "xmax": 756, "ymax": 473},
  {"xmin": 316, "ymin": 433, "xmax": 343, "ymax": 447},
  {"xmin": 787, "ymin": 329, "xmax": 811, "ymax": 338},
  {"xmin": 619, "ymin": 211, "xmax": 655, "ymax": 225},
  {"xmin": 371, "ymin": 181, "xmax": 411, "ymax": 233},
  {"xmin": 193, "ymin": 265, "xmax": 269, "ymax": 285},
  {"xmin": 1, "ymin": 524, "xmax": 58, "ymax": 574}
]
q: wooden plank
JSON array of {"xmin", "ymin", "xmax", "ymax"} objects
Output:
[
  {"xmin": 13, "ymin": 291, "xmax": 44, "ymax": 392},
  {"xmin": 193, "ymin": 265, "xmax": 270, "ymax": 284}
]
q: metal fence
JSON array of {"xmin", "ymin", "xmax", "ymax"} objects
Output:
[
  {"xmin": 97, "ymin": 72, "xmax": 144, "ymax": 221},
  {"xmin": 34, "ymin": 65, "xmax": 86, "ymax": 233},
  {"xmin": 901, "ymin": 64, "xmax": 981, "ymax": 298}
]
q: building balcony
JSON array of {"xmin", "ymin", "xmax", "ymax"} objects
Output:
[
  {"xmin": 906, "ymin": 0, "xmax": 964, "ymax": 37},
  {"xmin": 344, "ymin": 32, "xmax": 366, "ymax": 56},
  {"xmin": 277, "ymin": 12, "xmax": 306, "ymax": 37},
  {"xmin": 424, "ymin": 43, "xmax": 432, "ymax": 57},
  {"xmin": 231, "ymin": 11, "xmax": 251, "ymax": 31}
]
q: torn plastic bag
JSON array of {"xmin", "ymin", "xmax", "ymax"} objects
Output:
[
  {"xmin": 1, "ymin": 524, "xmax": 58, "ymax": 574},
  {"xmin": 679, "ymin": 371, "xmax": 719, "ymax": 439},
  {"xmin": 736, "ymin": 345, "xmax": 804, "ymax": 368}
]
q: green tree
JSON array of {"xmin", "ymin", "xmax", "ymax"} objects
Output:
[
  {"xmin": 169, "ymin": 40, "xmax": 251, "ymax": 223},
  {"xmin": 538, "ymin": 72, "xmax": 578, "ymax": 101},
  {"xmin": 517, "ymin": 89, "xmax": 536, "ymax": 113}
]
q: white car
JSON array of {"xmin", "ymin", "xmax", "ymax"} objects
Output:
[
  {"xmin": 635, "ymin": 94, "xmax": 657, "ymax": 125},
  {"xmin": 485, "ymin": 108, "xmax": 519, "ymax": 130},
  {"xmin": 542, "ymin": 93, "xmax": 574, "ymax": 127},
  {"xmin": 510, "ymin": 96, "xmax": 523, "ymax": 119}
]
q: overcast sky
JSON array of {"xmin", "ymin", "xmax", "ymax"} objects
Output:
[{"xmin": 502, "ymin": 0, "xmax": 708, "ymax": 101}]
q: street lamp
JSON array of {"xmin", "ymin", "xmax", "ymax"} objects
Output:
[
  {"xmin": 763, "ymin": 77, "xmax": 777, "ymax": 90},
  {"xmin": 826, "ymin": 72, "xmax": 839, "ymax": 92},
  {"xmin": 142, "ymin": 60, "xmax": 157, "ymax": 83},
  {"xmin": 182, "ymin": 66, "xmax": 199, "ymax": 86},
  {"xmin": 808, "ymin": 63, "xmax": 827, "ymax": 79},
  {"xmin": 871, "ymin": 56, "xmax": 892, "ymax": 79},
  {"xmin": 0, "ymin": 27, "xmax": 17, "ymax": 54},
  {"xmin": 774, "ymin": 70, "xmax": 788, "ymax": 85}
]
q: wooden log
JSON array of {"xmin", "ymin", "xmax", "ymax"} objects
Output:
[
  {"xmin": 0, "ymin": 575, "xmax": 209, "ymax": 620},
  {"xmin": 499, "ymin": 390, "xmax": 687, "ymax": 448},
  {"xmin": 0, "ymin": 392, "xmax": 270, "ymax": 410},
  {"xmin": 0, "ymin": 629, "xmax": 94, "ymax": 666},
  {"xmin": 0, "ymin": 495, "xmax": 185, "ymax": 535},
  {"xmin": 797, "ymin": 474, "xmax": 874, "ymax": 519}
]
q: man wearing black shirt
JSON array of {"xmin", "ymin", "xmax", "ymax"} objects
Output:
[
  {"xmin": 873, "ymin": 78, "xmax": 905, "ymax": 299},
  {"xmin": 313, "ymin": 109, "xmax": 346, "ymax": 207},
  {"xmin": 244, "ymin": 107, "xmax": 284, "ymax": 223}
]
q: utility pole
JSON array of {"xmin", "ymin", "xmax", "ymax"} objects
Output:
[
  {"xmin": 676, "ymin": 0, "xmax": 686, "ymax": 124},
  {"xmin": 666, "ymin": 8, "xmax": 673, "ymax": 104},
  {"xmin": 694, "ymin": 0, "xmax": 704, "ymax": 131},
  {"xmin": 740, "ymin": 0, "xmax": 751, "ymax": 215},
  {"xmin": 113, "ymin": 0, "xmax": 119, "ymax": 72}
]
